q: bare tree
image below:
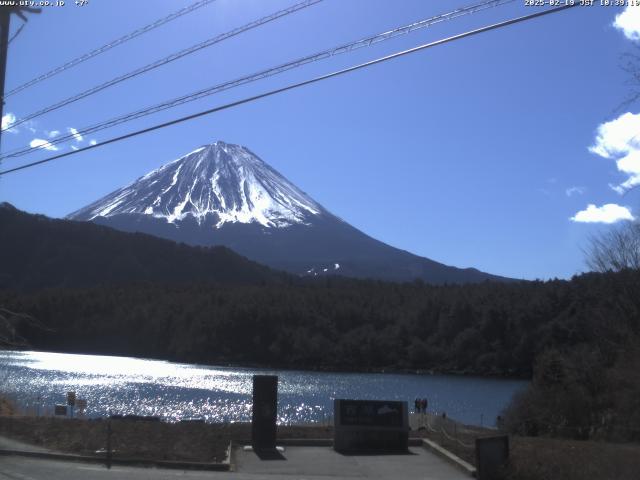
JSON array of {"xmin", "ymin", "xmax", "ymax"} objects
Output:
[
  {"xmin": 585, "ymin": 222, "xmax": 640, "ymax": 272},
  {"xmin": 617, "ymin": 46, "xmax": 640, "ymax": 113},
  {"xmin": 0, "ymin": 307, "xmax": 36, "ymax": 347}
]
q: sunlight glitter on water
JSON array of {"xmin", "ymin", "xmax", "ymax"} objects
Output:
[
  {"xmin": 0, "ymin": 350, "xmax": 527, "ymax": 426},
  {"xmin": 21, "ymin": 351, "xmax": 253, "ymax": 392}
]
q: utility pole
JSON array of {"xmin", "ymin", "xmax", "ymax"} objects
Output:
[
  {"xmin": 0, "ymin": 6, "xmax": 40, "ymax": 154},
  {"xmin": 0, "ymin": 7, "xmax": 11, "ymax": 154}
]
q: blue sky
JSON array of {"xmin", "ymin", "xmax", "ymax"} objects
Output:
[{"xmin": 1, "ymin": 0, "xmax": 638, "ymax": 280}]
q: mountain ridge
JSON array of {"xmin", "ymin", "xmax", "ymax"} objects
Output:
[
  {"xmin": 0, "ymin": 202, "xmax": 284, "ymax": 290},
  {"xmin": 68, "ymin": 141, "xmax": 513, "ymax": 284}
]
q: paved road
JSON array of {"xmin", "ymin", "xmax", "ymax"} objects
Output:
[
  {"xmin": 0, "ymin": 446, "xmax": 469, "ymax": 480},
  {"xmin": 0, "ymin": 456, "xmax": 215, "ymax": 480},
  {"xmin": 0, "ymin": 436, "xmax": 53, "ymax": 454},
  {"xmin": 235, "ymin": 445, "xmax": 468, "ymax": 479}
]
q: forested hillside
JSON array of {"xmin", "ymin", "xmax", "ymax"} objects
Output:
[
  {"xmin": 3, "ymin": 202, "xmax": 640, "ymax": 440},
  {"xmin": 3, "ymin": 270, "xmax": 638, "ymax": 380},
  {"xmin": 0, "ymin": 203, "xmax": 284, "ymax": 289}
]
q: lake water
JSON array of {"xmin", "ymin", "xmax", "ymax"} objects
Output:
[{"xmin": 0, "ymin": 350, "xmax": 527, "ymax": 427}]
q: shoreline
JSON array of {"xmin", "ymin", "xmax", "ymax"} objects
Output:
[{"xmin": 2, "ymin": 347, "xmax": 531, "ymax": 380}]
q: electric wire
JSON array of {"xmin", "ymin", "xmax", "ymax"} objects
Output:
[
  {"xmin": 2, "ymin": 0, "xmax": 218, "ymax": 99},
  {"xmin": 0, "ymin": 0, "xmax": 515, "ymax": 161},
  {"xmin": 0, "ymin": 3, "xmax": 578, "ymax": 177},
  {"xmin": 2, "ymin": 0, "xmax": 322, "ymax": 132},
  {"xmin": 8, "ymin": 21, "xmax": 25, "ymax": 45}
]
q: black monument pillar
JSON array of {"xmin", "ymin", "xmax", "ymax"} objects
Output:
[{"xmin": 251, "ymin": 375, "xmax": 278, "ymax": 451}]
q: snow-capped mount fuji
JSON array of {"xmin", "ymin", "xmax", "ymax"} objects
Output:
[
  {"xmin": 71, "ymin": 142, "xmax": 325, "ymax": 229},
  {"xmin": 68, "ymin": 141, "xmax": 509, "ymax": 284}
]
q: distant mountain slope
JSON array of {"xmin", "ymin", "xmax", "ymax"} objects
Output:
[
  {"xmin": 68, "ymin": 141, "xmax": 512, "ymax": 284},
  {"xmin": 0, "ymin": 203, "xmax": 283, "ymax": 290}
]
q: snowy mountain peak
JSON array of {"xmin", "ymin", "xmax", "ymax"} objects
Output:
[{"xmin": 68, "ymin": 141, "xmax": 324, "ymax": 228}]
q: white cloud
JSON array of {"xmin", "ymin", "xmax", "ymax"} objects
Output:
[
  {"xmin": 614, "ymin": 5, "xmax": 640, "ymax": 41},
  {"xmin": 571, "ymin": 203, "xmax": 635, "ymax": 224},
  {"xmin": 68, "ymin": 127, "xmax": 83, "ymax": 143},
  {"xmin": 590, "ymin": 112, "xmax": 640, "ymax": 193},
  {"xmin": 29, "ymin": 138, "xmax": 59, "ymax": 152},
  {"xmin": 70, "ymin": 145, "xmax": 79, "ymax": 151},
  {"xmin": 89, "ymin": 139, "xmax": 97, "ymax": 146},
  {"xmin": 2, "ymin": 112, "xmax": 18, "ymax": 133},
  {"xmin": 589, "ymin": 112, "xmax": 640, "ymax": 158},
  {"xmin": 47, "ymin": 130, "xmax": 60, "ymax": 139},
  {"xmin": 566, "ymin": 186, "xmax": 585, "ymax": 197},
  {"xmin": 579, "ymin": 11, "xmax": 640, "ymax": 217}
]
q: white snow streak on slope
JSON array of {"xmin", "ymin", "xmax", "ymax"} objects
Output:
[
  {"xmin": 73, "ymin": 142, "xmax": 324, "ymax": 229},
  {"xmin": 94, "ymin": 189, "xmax": 130, "ymax": 217}
]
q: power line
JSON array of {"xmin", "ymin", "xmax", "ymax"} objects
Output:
[
  {"xmin": 0, "ymin": 0, "xmax": 515, "ymax": 161},
  {"xmin": 1, "ymin": 0, "xmax": 218, "ymax": 100},
  {"xmin": 2, "ymin": 0, "xmax": 322, "ymax": 132},
  {"xmin": 8, "ymin": 21, "xmax": 25, "ymax": 45},
  {"xmin": 0, "ymin": 3, "xmax": 578, "ymax": 178}
]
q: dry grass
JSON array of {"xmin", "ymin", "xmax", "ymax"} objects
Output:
[
  {"xmin": 507, "ymin": 436, "xmax": 640, "ymax": 480},
  {"xmin": 410, "ymin": 414, "xmax": 640, "ymax": 480},
  {"xmin": 0, "ymin": 396, "xmax": 16, "ymax": 416},
  {"xmin": 418, "ymin": 429, "xmax": 640, "ymax": 479},
  {"xmin": 0, "ymin": 415, "xmax": 333, "ymax": 463},
  {"xmin": 3, "ymin": 415, "xmax": 638, "ymax": 477}
]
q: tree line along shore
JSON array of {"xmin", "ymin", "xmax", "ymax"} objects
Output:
[{"xmin": 2, "ymin": 267, "xmax": 640, "ymax": 444}]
